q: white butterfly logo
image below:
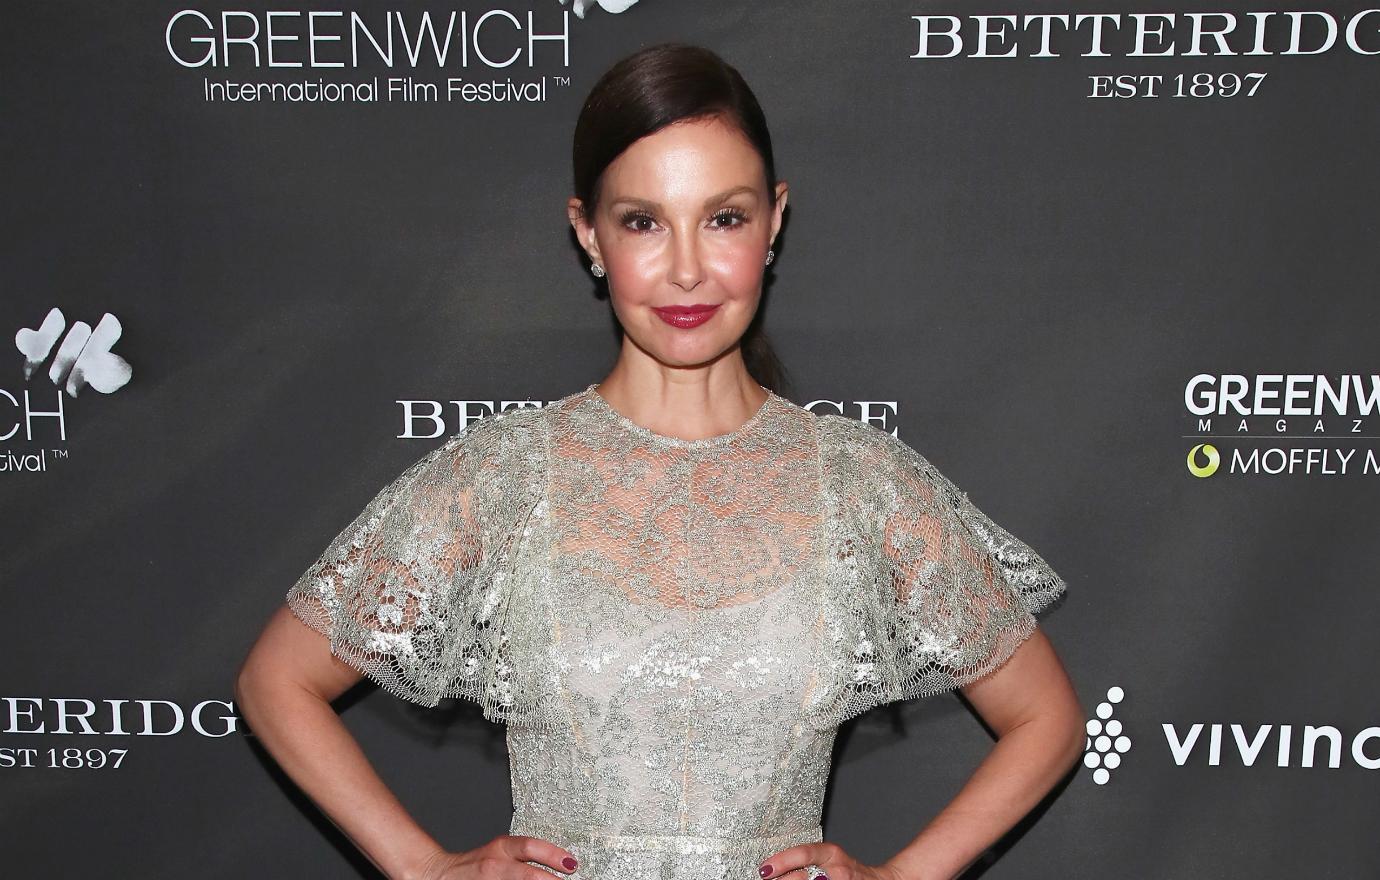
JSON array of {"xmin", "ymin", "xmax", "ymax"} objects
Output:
[
  {"xmin": 15, "ymin": 307, "xmax": 133, "ymax": 397},
  {"xmin": 557, "ymin": 0, "xmax": 642, "ymax": 18}
]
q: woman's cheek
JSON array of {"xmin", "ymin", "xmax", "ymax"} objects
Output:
[
  {"xmin": 707, "ymin": 239, "xmax": 767, "ymax": 296},
  {"xmin": 606, "ymin": 239, "xmax": 665, "ymax": 287}
]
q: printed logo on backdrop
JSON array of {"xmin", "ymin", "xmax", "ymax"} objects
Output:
[
  {"xmin": 395, "ymin": 395, "xmax": 903, "ymax": 438},
  {"xmin": 909, "ymin": 11, "xmax": 1380, "ymax": 99},
  {"xmin": 557, "ymin": 0, "xmax": 640, "ymax": 18},
  {"xmin": 1183, "ymin": 374, "xmax": 1380, "ymax": 479},
  {"xmin": 164, "ymin": 1, "xmax": 643, "ymax": 106},
  {"xmin": 1081, "ymin": 684, "xmax": 1380, "ymax": 788},
  {"xmin": 1084, "ymin": 686, "xmax": 1132, "ymax": 785},
  {"xmin": 0, "ymin": 697, "xmax": 237, "ymax": 772},
  {"xmin": 4, "ymin": 307, "xmax": 133, "ymax": 472}
]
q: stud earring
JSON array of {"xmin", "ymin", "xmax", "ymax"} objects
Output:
[
  {"xmin": 764, "ymin": 249, "xmax": 775, "ymax": 267},
  {"xmin": 590, "ymin": 262, "xmax": 606, "ymax": 278}
]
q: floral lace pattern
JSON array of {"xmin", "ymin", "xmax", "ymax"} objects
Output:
[{"xmin": 284, "ymin": 383, "xmax": 1067, "ymax": 879}]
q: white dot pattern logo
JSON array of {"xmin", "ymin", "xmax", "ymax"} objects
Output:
[{"xmin": 1083, "ymin": 686, "xmax": 1131, "ymax": 785}]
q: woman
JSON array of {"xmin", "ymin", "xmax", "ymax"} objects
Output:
[{"xmin": 235, "ymin": 43, "xmax": 1084, "ymax": 880}]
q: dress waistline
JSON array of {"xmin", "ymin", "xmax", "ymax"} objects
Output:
[{"xmin": 509, "ymin": 815, "xmax": 824, "ymax": 856}]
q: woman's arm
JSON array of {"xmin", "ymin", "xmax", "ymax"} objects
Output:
[
  {"xmin": 879, "ymin": 628, "xmax": 1086, "ymax": 880},
  {"xmin": 234, "ymin": 605, "xmax": 447, "ymax": 880}
]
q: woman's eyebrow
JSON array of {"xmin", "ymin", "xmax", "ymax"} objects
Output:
[{"xmin": 609, "ymin": 185, "xmax": 758, "ymax": 211}]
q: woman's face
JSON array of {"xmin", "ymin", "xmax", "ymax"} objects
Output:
[{"xmin": 569, "ymin": 115, "xmax": 788, "ymax": 371}]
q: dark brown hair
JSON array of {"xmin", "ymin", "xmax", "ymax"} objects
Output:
[{"xmin": 572, "ymin": 42, "xmax": 790, "ymax": 397}]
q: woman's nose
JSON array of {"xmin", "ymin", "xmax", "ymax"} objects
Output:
[{"xmin": 667, "ymin": 230, "xmax": 705, "ymax": 291}]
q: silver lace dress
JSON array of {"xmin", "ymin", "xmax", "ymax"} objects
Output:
[{"xmin": 285, "ymin": 383, "xmax": 1067, "ymax": 880}]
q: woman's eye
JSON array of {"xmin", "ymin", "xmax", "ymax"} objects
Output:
[
  {"xmin": 620, "ymin": 211, "xmax": 657, "ymax": 233},
  {"xmin": 710, "ymin": 209, "xmax": 747, "ymax": 229}
]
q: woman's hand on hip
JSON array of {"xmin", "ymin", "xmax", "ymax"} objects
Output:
[
  {"xmin": 410, "ymin": 834, "xmax": 579, "ymax": 880},
  {"xmin": 758, "ymin": 841, "xmax": 908, "ymax": 880}
]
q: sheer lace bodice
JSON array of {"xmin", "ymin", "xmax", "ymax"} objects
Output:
[{"xmin": 285, "ymin": 383, "xmax": 1067, "ymax": 880}]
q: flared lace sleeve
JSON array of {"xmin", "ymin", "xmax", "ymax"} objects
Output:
[
  {"xmin": 284, "ymin": 407, "xmax": 559, "ymax": 726},
  {"xmin": 807, "ymin": 415, "xmax": 1068, "ymax": 728}
]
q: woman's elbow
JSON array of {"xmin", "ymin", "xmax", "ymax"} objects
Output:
[
  {"xmin": 233, "ymin": 648, "xmax": 275, "ymax": 719},
  {"xmin": 1052, "ymin": 695, "xmax": 1087, "ymax": 772}
]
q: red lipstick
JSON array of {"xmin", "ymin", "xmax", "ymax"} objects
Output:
[{"xmin": 652, "ymin": 303, "xmax": 719, "ymax": 329}]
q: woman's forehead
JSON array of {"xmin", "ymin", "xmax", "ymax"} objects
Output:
[{"xmin": 601, "ymin": 117, "xmax": 765, "ymax": 201}]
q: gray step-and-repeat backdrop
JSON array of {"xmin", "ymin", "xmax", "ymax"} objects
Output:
[{"xmin": 4, "ymin": 1, "xmax": 1377, "ymax": 876}]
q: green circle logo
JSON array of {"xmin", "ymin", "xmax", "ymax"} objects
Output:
[{"xmin": 1187, "ymin": 443, "xmax": 1220, "ymax": 478}]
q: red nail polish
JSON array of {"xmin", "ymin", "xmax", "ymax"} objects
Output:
[
  {"xmin": 760, "ymin": 865, "xmax": 773, "ymax": 878},
  {"xmin": 562, "ymin": 857, "xmax": 577, "ymax": 871}
]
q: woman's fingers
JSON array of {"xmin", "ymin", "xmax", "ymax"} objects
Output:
[
  {"xmin": 759, "ymin": 842, "xmax": 840, "ymax": 879},
  {"xmin": 501, "ymin": 834, "xmax": 580, "ymax": 875}
]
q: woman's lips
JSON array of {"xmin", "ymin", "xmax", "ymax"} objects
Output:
[{"xmin": 652, "ymin": 304, "xmax": 719, "ymax": 329}]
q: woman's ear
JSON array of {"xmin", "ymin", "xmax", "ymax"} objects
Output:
[
  {"xmin": 567, "ymin": 197, "xmax": 603, "ymax": 266},
  {"xmin": 769, "ymin": 181, "xmax": 789, "ymax": 246}
]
